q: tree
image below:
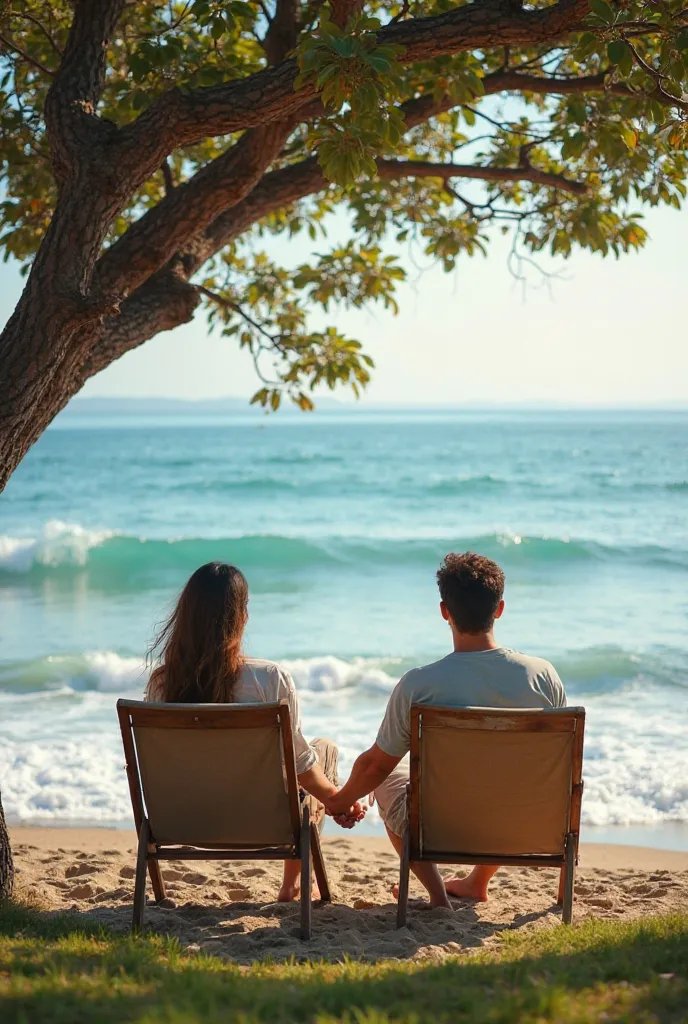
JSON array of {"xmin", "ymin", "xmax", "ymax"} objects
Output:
[
  {"xmin": 0, "ymin": 1, "xmax": 687, "ymax": 491},
  {"xmin": 0, "ymin": 0, "xmax": 687, "ymax": 900},
  {"xmin": 0, "ymin": 795, "xmax": 13, "ymax": 900}
]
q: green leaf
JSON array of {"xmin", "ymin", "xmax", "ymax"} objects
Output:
[
  {"xmin": 366, "ymin": 54, "xmax": 392, "ymax": 74},
  {"xmin": 589, "ymin": 0, "xmax": 615, "ymax": 24},
  {"xmin": 576, "ymin": 31, "xmax": 599, "ymax": 58},
  {"xmin": 607, "ymin": 40, "xmax": 633, "ymax": 77}
]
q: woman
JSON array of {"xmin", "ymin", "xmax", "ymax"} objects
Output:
[{"xmin": 146, "ymin": 561, "xmax": 363, "ymax": 901}]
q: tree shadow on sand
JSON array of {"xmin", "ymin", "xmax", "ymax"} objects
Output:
[{"xmin": 16, "ymin": 892, "xmax": 561, "ymax": 965}]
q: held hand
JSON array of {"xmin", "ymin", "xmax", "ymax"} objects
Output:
[{"xmin": 331, "ymin": 800, "xmax": 366, "ymax": 830}]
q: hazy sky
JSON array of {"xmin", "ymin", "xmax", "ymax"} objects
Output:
[{"xmin": 1, "ymin": 204, "xmax": 686, "ymax": 406}]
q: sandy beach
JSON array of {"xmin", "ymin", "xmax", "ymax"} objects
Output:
[{"xmin": 10, "ymin": 827, "xmax": 688, "ymax": 964}]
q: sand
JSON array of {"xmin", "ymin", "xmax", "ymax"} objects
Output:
[{"xmin": 10, "ymin": 827, "xmax": 688, "ymax": 964}]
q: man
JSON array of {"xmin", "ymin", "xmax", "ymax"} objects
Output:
[{"xmin": 326, "ymin": 551, "xmax": 566, "ymax": 907}]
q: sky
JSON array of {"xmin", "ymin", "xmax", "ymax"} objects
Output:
[{"xmin": 1, "ymin": 203, "xmax": 686, "ymax": 407}]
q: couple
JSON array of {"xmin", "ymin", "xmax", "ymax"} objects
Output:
[{"xmin": 146, "ymin": 551, "xmax": 566, "ymax": 908}]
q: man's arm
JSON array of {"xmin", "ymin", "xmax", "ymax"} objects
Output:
[
  {"xmin": 296, "ymin": 763, "xmax": 365, "ymax": 824},
  {"xmin": 326, "ymin": 744, "xmax": 402, "ymax": 815}
]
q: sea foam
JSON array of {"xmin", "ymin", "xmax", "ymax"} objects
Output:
[
  {"xmin": 0, "ymin": 520, "xmax": 112, "ymax": 573},
  {"xmin": 1, "ymin": 521, "xmax": 686, "ymax": 578},
  {"xmin": 0, "ymin": 653, "xmax": 686, "ymax": 829}
]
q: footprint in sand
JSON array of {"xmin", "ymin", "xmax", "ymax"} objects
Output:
[
  {"xmin": 66, "ymin": 883, "xmax": 99, "ymax": 899},
  {"xmin": 94, "ymin": 887, "xmax": 129, "ymax": 902},
  {"xmin": 162, "ymin": 869, "xmax": 187, "ymax": 882},
  {"xmin": 225, "ymin": 886, "xmax": 252, "ymax": 900},
  {"xmin": 586, "ymin": 896, "xmax": 614, "ymax": 909},
  {"xmin": 182, "ymin": 872, "xmax": 209, "ymax": 885},
  {"xmin": 240, "ymin": 867, "xmax": 266, "ymax": 878},
  {"xmin": 65, "ymin": 863, "xmax": 97, "ymax": 879},
  {"xmin": 119, "ymin": 866, "xmax": 136, "ymax": 879},
  {"xmin": 341, "ymin": 872, "xmax": 367, "ymax": 883},
  {"xmin": 628, "ymin": 883, "xmax": 660, "ymax": 896}
]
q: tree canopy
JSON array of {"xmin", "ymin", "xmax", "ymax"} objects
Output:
[{"xmin": 0, "ymin": 0, "xmax": 687, "ymax": 487}]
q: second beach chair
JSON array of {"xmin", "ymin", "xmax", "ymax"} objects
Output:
[{"xmin": 396, "ymin": 704, "xmax": 585, "ymax": 927}]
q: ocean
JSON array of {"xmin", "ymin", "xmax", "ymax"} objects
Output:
[{"xmin": 1, "ymin": 409, "xmax": 687, "ymax": 846}]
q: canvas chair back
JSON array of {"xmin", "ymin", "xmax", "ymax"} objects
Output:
[
  {"xmin": 118, "ymin": 699, "xmax": 300, "ymax": 848},
  {"xmin": 411, "ymin": 706, "xmax": 585, "ymax": 858}
]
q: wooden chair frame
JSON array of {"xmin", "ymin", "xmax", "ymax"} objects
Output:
[
  {"xmin": 117, "ymin": 698, "xmax": 331, "ymax": 939},
  {"xmin": 397, "ymin": 705, "xmax": 585, "ymax": 928}
]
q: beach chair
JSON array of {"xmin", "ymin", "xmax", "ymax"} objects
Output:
[
  {"xmin": 116, "ymin": 698, "xmax": 331, "ymax": 939},
  {"xmin": 396, "ymin": 705, "xmax": 585, "ymax": 928}
]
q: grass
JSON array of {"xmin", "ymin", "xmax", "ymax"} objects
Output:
[{"xmin": 0, "ymin": 901, "xmax": 686, "ymax": 1023}]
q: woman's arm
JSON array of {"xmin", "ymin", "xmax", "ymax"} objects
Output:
[{"xmin": 296, "ymin": 762, "xmax": 338, "ymax": 805}]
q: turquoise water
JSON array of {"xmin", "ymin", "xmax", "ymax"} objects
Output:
[{"xmin": 0, "ymin": 410, "xmax": 687, "ymax": 842}]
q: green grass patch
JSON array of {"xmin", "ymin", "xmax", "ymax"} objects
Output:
[{"xmin": 0, "ymin": 901, "xmax": 686, "ymax": 1022}]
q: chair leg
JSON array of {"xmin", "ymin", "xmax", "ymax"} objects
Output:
[
  {"xmin": 311, "ymin": 826, "xmax": 331, "ymax": 902},
  {"xmin": 396, "ymin": 825, "xmax": 411, "ymax": 929},
  {"xmin": 147, "ymin": 850, "xmax": 166, "ymax": 903},
  {"xmin": 300, "ymin": 804, "xmax": 312, "ymax": 940},
  {"xmin": 562, "ymin": 833, "xmax": 576, "ymax": 925},
  {"xmin": 132, "ymin": 818, "xmax": 150, "ymax": 934}
]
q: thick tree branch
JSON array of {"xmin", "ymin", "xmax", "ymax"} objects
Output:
[
  {"xmin": 79, "ymin": 269, "xmax": 201, "ymax": 380},
  {"xmin": 488, "ymin": 68, "xmax": 688, "ymax": 110},
  {"xmin": 95, "ymin": 121, "xmax": 293, "ymax": 297},
  {"xmin": 87, "ymin": 143, "xmax": 587, "ymax": 380},
  {"xmin": 263, "ymin": 0, "xmax": 299, "ymax": 64},
  {"xmin": 116, "ymin": 0, "xmax": 592, "ymax": 185},
  {"xmin": 401, "ymin": 66, "xmax": 688, "ymax": 132},
  {"xmin": 376, "ymin": 158, "xmax": 588, "ymax": 195},
  {"xmin": 44, "ymin": 0, "xmax": 126, "ymax": 183},
  {"xmin": 49, "ymin": 0, "xmax": 124, "ymax": 110}
]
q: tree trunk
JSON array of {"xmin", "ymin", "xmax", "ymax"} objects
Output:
[{"xmin": 0, "ymin": 793, "xmax": 13, "ymax": 900}]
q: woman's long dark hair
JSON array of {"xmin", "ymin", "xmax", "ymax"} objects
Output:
[{"xmin": 146, "ymin": 562, "xmax": 249, "ymax": 703}]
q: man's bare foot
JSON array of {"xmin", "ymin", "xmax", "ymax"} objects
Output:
[
  {"xmin": 392, "ymin": 882, "xmax": 452, "ymax": 910},
  {"xmin": 277, "ymin": 883, "xmax": 299, "ymax": 902},
  {"xmin": 277, "ymin": 883, "xmax": 320, "ymax": 902},
  {"xmin": 444, "ymin": 875, "xmax": 489, "ymax": 902}
]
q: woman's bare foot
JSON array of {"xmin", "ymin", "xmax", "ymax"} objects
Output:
[{"xmin": 392, "ymin": 882, "xmax": 452, "ymax": 910}]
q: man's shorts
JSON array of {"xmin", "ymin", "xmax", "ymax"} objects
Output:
[{"xmin": 374, "ymin": 756, "xmax": 410, "ymax": 837}]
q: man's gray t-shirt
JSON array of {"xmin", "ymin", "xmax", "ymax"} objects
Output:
[{"xmin": 376, "ymin": 648, "xmax": 566, "ymax": 758}]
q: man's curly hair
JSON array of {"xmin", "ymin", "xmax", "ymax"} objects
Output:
[{"xmin": 436, "ymin": 552, "xmax": 505, "ymax": 634}]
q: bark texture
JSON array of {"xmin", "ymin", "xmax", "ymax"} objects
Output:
[{"xmin": 0, "ymin": 794, "xmax": 14, "ymax": 901}]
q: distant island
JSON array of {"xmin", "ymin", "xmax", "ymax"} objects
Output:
[
  {"xmin": 59, "ymin": 396, "xmax": 346, "ymax": 417},
  {"xmin": 58, "ymin": 397, "xmax": 686, "ymax": 418}
]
